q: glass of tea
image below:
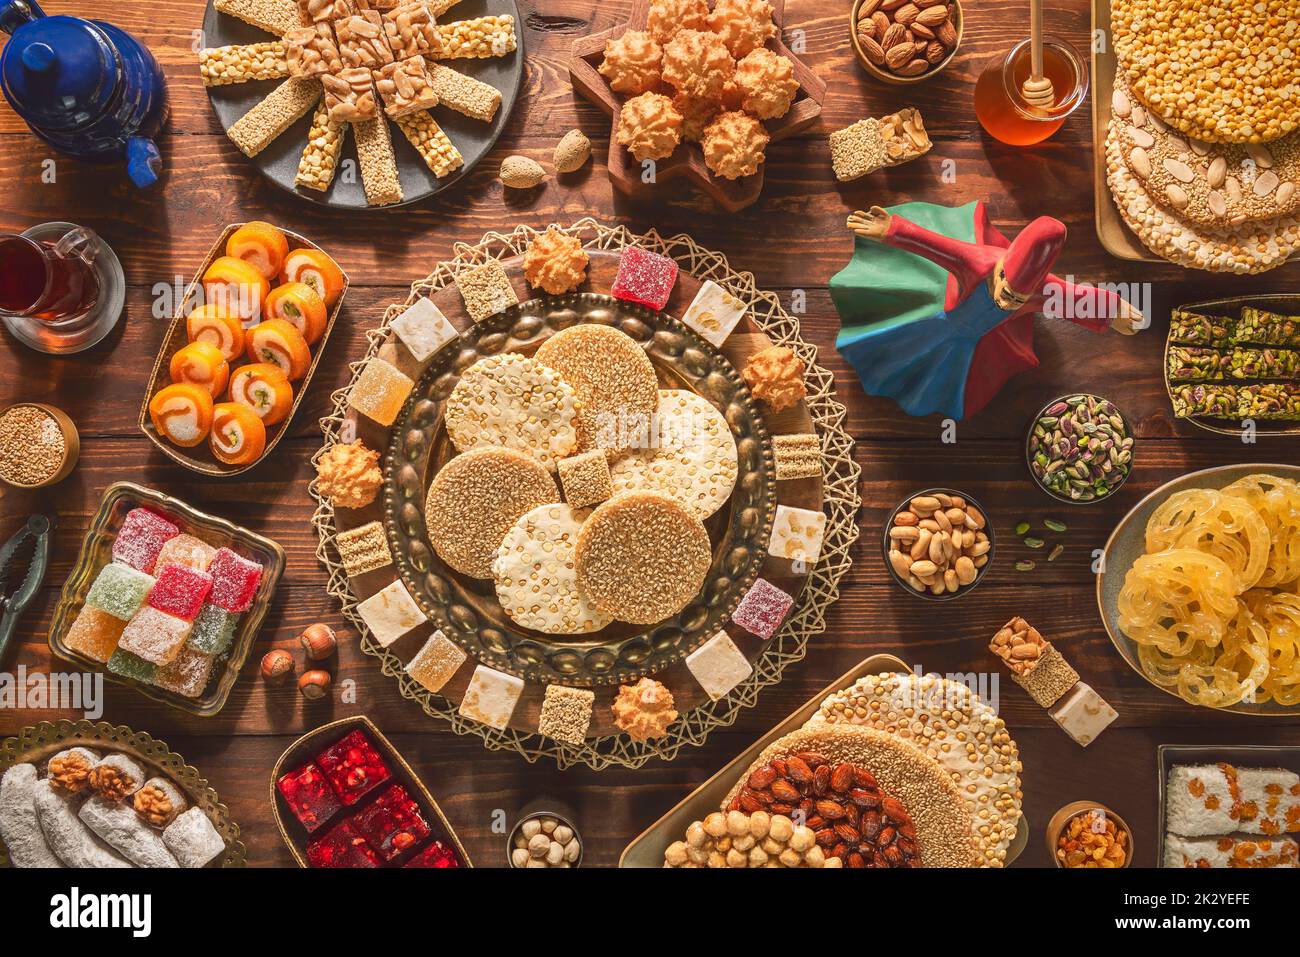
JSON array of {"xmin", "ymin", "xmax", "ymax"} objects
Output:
[
  {"xmin": 974, "ymin": 37, "xmax": 1089, "ymax": 146},
  {"xmin": 0, "ymin": 227, "xmax": 101, "ymax": 321}
]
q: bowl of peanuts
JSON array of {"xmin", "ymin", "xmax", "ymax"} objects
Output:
[
  {"xmin": 850, "ymin": 0, "xmax": 964, "ymax": 85},
  {"xmin": 882, "ymin": 488, "xmax": 994, "ymax": 600}
]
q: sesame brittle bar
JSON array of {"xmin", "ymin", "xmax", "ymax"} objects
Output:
[
  {"xmin": 214, "ymin": 0, "xmax": 303, "ymax": 36},
  {"xmin": 226, "ymin": 76, "xmax": 322, "ymax": 158},
  {"xmin": 353, "ymin": 114, "xmax": 404, "ymax": 205},
  {"xmin": 424, "ymin": 61, "xmax": 500, "ymax": 121}
]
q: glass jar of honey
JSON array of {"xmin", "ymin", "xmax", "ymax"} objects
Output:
[{"xmin": 974, "ymin": 37, "xmax": 1088, "ymax": 146}]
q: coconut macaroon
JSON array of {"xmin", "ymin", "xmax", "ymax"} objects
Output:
[
  {"xmin": 492, "ymin": 503, "xmax": 612, "ymax": 634},
  {"xmin": 807, "ymin": 672, "xmax": 1023, "ymax": 867},
  {"xmin": 575, "ymin": 492, "xmax": 712, "ymax": 624},
  {"xmin": 425, "ymin": 447, "xmax": 559, "ymax": 579},
  {"xmin": 534, "ymin": 324, "xmax": 659, "ymax": 453},
  {"xmin": 609, "ymin": 390, "xmax": 738, "ymax": 519},
  {"xmin": 444, "ymin": 353, "xmax": 581, "ymax": 470},
  {"xmin": 724, "ymin": 726, "xmax": 981, "ymax": 868}
]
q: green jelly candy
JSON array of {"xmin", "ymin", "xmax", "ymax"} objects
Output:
[
  {"xmin": 107, "ymin": 648, "xmax": 158, "ymax": 683},
  {"xmin": 86, "ymin": 563, "xmax": 155, "ymax": 621},
  {"xmin": 189, "ymin": 604, "xmax": 239, "ymax": 656}
]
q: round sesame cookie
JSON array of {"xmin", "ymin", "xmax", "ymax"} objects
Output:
[
  {"xmin": 533, "ymin": 323, "xmax": 659, "ymax": 453},
  {"xmin": 1112, "ymin": 0, "xmax": 1300, "ymax": 145},
  {"xmin": 425, "ymin": 447, "xmax": 560, "ymax": 579},
  {"xmin": 575, "ymin": 492, "xmax": 711, "ymax": 624},
  {"xmin": 806, "ymin": 672, "xmax": 1023, "ymax": 867},
  {"xmin": 443, "ymin": 353, "xmax": 580, "ymax": 471},
  {"xmin": 1105, "ymin": 122, "xmax": 1300, "ymax": 274},
  {"xmin": 1113, "ymin": 71, "xmax": 1300, "ymax": 229},
  {"xmin": 724, "ymin": 726, "xmax": 981, "ymax": 868},
  {"xmin": 491, "ymin": 503, "xmax": 613, "ymax": 635},
  {"xmin": 609, "ymin": 389, "xmax": 738, "ymax": 520}
]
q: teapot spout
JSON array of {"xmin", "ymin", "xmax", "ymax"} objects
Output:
[
  {"xmin": 0, "ymin": 0, "xmax": 46, "ymax": 35},
  {"xmin": 126, "ymin": 135, "xmax": 161, "ymax": 188}
]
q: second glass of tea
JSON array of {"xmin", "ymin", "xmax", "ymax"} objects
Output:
[{"xmin": 975, "ymin": 36, "xmax": 1089, "ymax": 146}]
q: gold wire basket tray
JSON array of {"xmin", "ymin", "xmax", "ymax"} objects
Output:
[{"xmin": 310, "ymin": 220, "xmax": 861, "ymax": 771}]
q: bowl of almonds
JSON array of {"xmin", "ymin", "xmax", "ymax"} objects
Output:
[
  {"xmin": 882, "ymin": 488, "xmax": 994, "ymax": 600},
  {"xmin": 850, "ymin": 0, "xmax": 963, "ymax": 84}
]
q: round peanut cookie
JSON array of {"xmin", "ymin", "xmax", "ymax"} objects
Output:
[
  {"xmin": 575, "ymin": 492, "xmax": 711, "ymax": 625},
  {"xmin": 425, "ymin": 447, "xmax": 559, "ymax": 579},
  {"xmin": 444, "ymin": 353, "xmax": 580, "ymax": 470},
  {"xmin": 1112, "ymin": 0, "xmax": 1300, "ymax": 145},
  {"xmin": 609, "ymin": 389, "xmax": 738, "ymax": 519},
  {"xmin": 534, "ymin": 323, "xmax": 659, "ymax": 453},
  {"xmin": 1105, "ymin": 122, "xmax": 1300, "ymax": 274},
  {"xmin": 1113, "ymin": 71, "xmax": 1300, "ymax": 229},
  {"xmin": 492, "ymin": 503, "xmax": 613, "ymax": 635}
]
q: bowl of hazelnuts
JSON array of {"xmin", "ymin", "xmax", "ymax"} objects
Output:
[{"xmin": 850, "ymin": 0, "xmax": 963, "ymax": 84}]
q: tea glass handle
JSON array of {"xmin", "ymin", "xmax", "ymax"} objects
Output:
[{"xmin": 51, "ymin": 226, "xmax": 100, "ymax": 266}]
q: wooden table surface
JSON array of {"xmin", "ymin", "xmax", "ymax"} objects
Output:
[{"xmin": 3, "ymin": 0, "xmax": 1298, "ymax": 869}]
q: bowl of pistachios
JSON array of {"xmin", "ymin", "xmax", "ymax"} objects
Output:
[{"xmin": 1025, "ymin": 393, "xmax": 1135, "ymax": 505}]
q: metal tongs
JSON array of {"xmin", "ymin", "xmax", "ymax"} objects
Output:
[{"xmin": 0, "ymin": 514, "xmax": 53, "ymax": 667}]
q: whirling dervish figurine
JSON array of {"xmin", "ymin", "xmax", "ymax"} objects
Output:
[{"xmin": 831, "ymin": 201, "xmax": 1142, "ymax": 421}]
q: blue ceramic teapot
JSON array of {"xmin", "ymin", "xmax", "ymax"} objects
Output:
[{"xmin": 0, "ymin": 0, "xmax": 167, "ymax": 187}]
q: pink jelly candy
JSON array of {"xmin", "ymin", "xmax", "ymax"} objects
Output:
[
  {"xmin": 731, "ymin": 578, "xmax": 794, "ymax": 640},
  {"xmin": 148, "ymin": 564, "xmax": 213, "ymax": 620},
  {"xmin": 611, "ymin": 246, "xmax": 678, "ymax": 311},
  {"xmin": 306, "ymin": 819, "xmax": 380, "ymax": 868},
  {"xmin": 112, "ymin": 508, "xmax": 180, "ymax": 573},
  {"xmin": 277, "ymin": 762, "xmax": 343, "ymax": 834},
  {"xmin": 206, "ymin": 547, "xmax": 263, "ymax": 612}
]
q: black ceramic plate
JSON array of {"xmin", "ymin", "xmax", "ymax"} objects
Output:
[{"xmin": 201, "ymin": 0, "xmax": 523, "ymax": 209}]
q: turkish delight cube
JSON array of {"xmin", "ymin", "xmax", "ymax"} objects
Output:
[
  {"xmin": 457, "ymin": 664, "xmax": 523, "ymax": 730},
  {"xmin": 207, "ymin": 548, "xmax": 263, "ymax": 612},
  {"xmin": 348, "ymin": 357, "xmax": 414, "ymax": 426},
  {"xmin": 316, "ymin": 729, "xmax": 391, "ymax": 805},
  {"xmin": 768, "ymin": 504, "xmax": 826, "ymax": 564},
  {"xmin": 374, "ymin": 57, "xmax": 439, "ymax": 118},
  {"xmin": 161, "ymin": 807, "xmax": 226, "ymax": 868},
  {"xmin": 147, "ymin": 564, "xmax": 213, "ymax": 620},
  {"xmin": 118, "ymin": 607, "xmax": 193, "ymax": 666},
  {"xmin": 188, "ymin": 604, "xmax": 240, "ymax": 656},
  {"xmin": 681, "ymin": 279, "xmax": 747, "ymax": 348},
  {"xmin": 731, "ymin": 578, "xmax": 793, "ymax": 640},
  {"xmin": 1049, "ymin": 681, "xmax": 1118, "ymax": 748},
  {"xmin": 63, "ymin": 606, "xmax": 126, "ymax": 663},
  {"xmin": 306, "ymin": 818, "xmax": 380, "ymax": 868},
  {"xmin": 404, "ymin": 629, "xmax": 466, "ymax": 693},
  {"xmin": 389, "ymin": 296, "xmax": 458, "ymax": 363},
  {"xmin": 276, "ymin": 762, "xmax": 343, "ymax": 833},
  {"xmin": 404, "ymin": 839, "xmax": 460, "ymax": 868},
  {"xmin": 153, "ymin": 645, "xmax": 216, "ymax": 698},
  {"xmin": 611, "ymin": 247, "xmax": 678, "ymax": 311},
  {"xmin": 106, "ymin": 648, "xmax": 158, "ymax": 683},
  {"xmin": 112, "ymin": 508, "xmax": 179, "ymax": 573},
  {"xmin": 155, "ymin": 534, "xmax": 217, "ymax": 572},
  {"xmin": 356, "ymin": 578, "xmax": 426, "ymax": 646},
  {"xmin": 685, "ymin": 630, "xmax": 752, "ymax": 700},
  {"xmin": 353, "ymin": 783, "xmax": 431, "ymax": 862},
  {"xmin": 85, "ymin": 563, "xmax": 154, "ymax": 620}
]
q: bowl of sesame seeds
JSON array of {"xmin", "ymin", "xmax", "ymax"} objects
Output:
[{"xmin": 0, "ymin": 403, "xmax": 79, "ymax": 489}]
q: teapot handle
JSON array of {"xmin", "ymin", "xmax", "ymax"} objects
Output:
[
  {"xmin": 0, "ymin": 0, "xmax": 46, "ymax": 35},
  {"xmin": 126, "ymin": 136, "xmax": 161, "ymax": 188}
]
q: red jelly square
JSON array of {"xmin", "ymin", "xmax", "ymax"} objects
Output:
[
  {"xmin": 112, "ymin": 508, "xmax": 180, "ymax": 574},
  {"xmin": 731, "ymin": 578, "xmax": 794, "ymax": 640},
  {"xmin": 316, "ymin": 729, "xmax": 390, "ymax": 806},
  {"xmin": 306, "ymin": 819, "xmax": 380, "ymax": 868},
  {"xmin": 276, "ymin": 762, "xmax": 342, "ymax": 833},
  {"xmin": 207, "ymin": 547, "xmax": 263, "ymax": 612},
  {"xmin": 404, "ymin": 840, "xmax": 461, "ymax": 868},
  {"xmin": 611, "ymin": 247, "xmax": 678, "ymax": 311},
  {"xmin": 354, "ymin": 784, "xmax": 431, "ymax": 862},
  {"xmin": 147, "ymin": 564, "xmax": 213, "ymax": 620}
]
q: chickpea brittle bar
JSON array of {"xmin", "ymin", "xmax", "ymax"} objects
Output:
[
  {"xmin": 394, "ymin": 109, "xmax": 463, "ymax": 177},
  {"xmin": 199, "ymin": 41, "xmax": 289, "ymax": 87},
  {"xmin": 435, "ymin": 15, "xmax": 516, "ymax": 59},
  {"xmin": 296, "ymin": 99, "xmax": 348, "ymax": 191}
]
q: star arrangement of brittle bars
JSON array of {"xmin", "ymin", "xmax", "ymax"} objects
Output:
[{"xmin": 199, "ymin": 0, "xmax": 518, "ymax": 205}]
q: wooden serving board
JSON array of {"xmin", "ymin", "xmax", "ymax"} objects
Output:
[
  {"xmin": 568, "ymin": 0, "xmax": 826, "ymax": 212},
  {"xmin": 333, "ymin": 250, "xmax": 825, "ymax": 740}
]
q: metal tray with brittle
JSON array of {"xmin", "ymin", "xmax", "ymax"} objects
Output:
[{"xmin": 383, "ymin": 293, "xmax": 778, "ymax": 686}]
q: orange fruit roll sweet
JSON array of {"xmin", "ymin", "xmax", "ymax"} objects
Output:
[
  {"xmin": 149, "ymin": 383, "xmax": 215, "ymax": 448},
  {"xmin": 169, "ymin": 341, "xmax": 231, "ymax": 397},
  {"xmin": 264, "ymin": 281, "xmax": 327, "ymax": 346},
  {"xmin": 281, "ymin": 248, "xmax": 345, "ymax": 307},
  {"xmin": 203, "ymin": 256, "xmax": 270, "ymax": 322},
  {"xmin": 186, "ymin": 303, "xmax": 245, "ymax": 362},
  {"xmin": 227, "ymin": 221, "xmax": 289, "ymax": 281},
  {"xmin": 210, "ymin": 402, "xmax": 267, "ymax": 465},
  {"xmin": 228, "ymin": 362, "xmax": 294, "ymax": 426},
  {"xmin": 245, "ymin": 318, "xmax": 311, "ymax": 381}
]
